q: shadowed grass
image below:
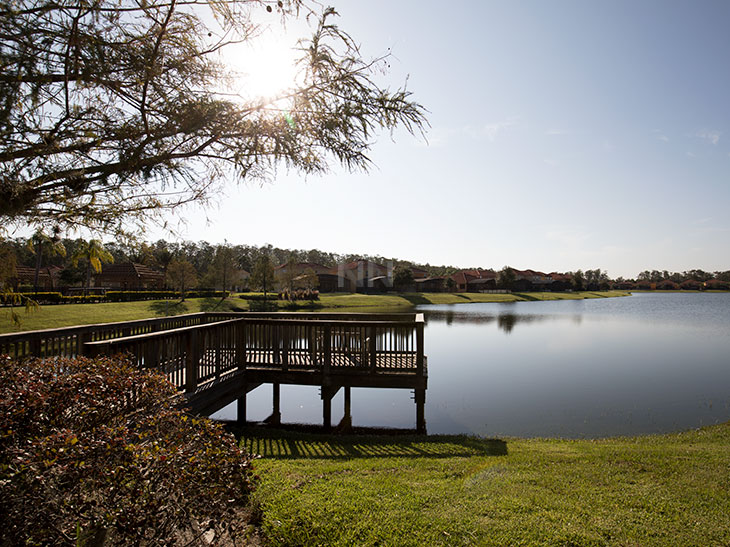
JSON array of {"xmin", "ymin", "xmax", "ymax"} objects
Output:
[{"xmin": 241, "ymin": 424, "xmax": 730, "ymax": 546}]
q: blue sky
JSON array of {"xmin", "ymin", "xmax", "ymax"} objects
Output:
[{"xmin": 146, "ymin": 1, "xmax": 730, "ymax": 278}]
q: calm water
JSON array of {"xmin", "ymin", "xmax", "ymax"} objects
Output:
[{"xmin": 214, "ymin": 293, "xmax": 730, "ymax": 438}]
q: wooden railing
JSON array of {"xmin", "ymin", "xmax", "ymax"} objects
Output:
[
  {"xmin": 81, "ymin": 314, "xmax": 425, "ymax": 394},
  {"xmin": 2, "ymin": 311, "xmax": 425, "ymax": 392},
  {"xmin": 0, "ymin": 312, "xmax": 223, "ymax": 359}
]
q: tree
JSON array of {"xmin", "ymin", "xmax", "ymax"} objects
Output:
[
  {"xmin": 445, "ymin": 276, "xmax": 456, "ymax": 292},
  {"xmin": 571, "ymin": 269, "xmax": 585, "ymax": 291},
  {"xmin": 167, "ymin": 259, "xmax": 197, "ymax": 300},
  {"xmin": 1, "ymin": 1, "xmax": 426, "ymax": 235},
  {"xmin": 250, "ymin": 255, "xmax": 275, "ymax": 299},
  {"xmin": 71, "ymin": 239, "xmax": 114, "ymax": 294},
  {"xmin": 203, "ymin": 243, "xmax": 237, "ymax": 291},
  {"xmin": 276, "ymin": 259, "xmax": 300, "ymax": 296},
  {"xmin": 393, "ymin": 266, "xmax": 414, "ymax": 292},
  {"xmin": 300, "ymin": 267, "xmax": 319, "ymax": 292},
  {"xmin": 28, "ymin": 229, "xmax": 66, "ymax": 293},
  {"xmin": 498, "ymin": 266, "xmax": 516, "ymax": 291}
]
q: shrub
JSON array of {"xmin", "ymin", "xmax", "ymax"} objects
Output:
[
  {"xmin": 106, "ymin": 290, "xmax": 178, "ymax": 302},
  {"xmin": 0, "ymin": 291, "xmax": 64, "ymax": 305},
  {"xmin": 238, "ymin": 293, "xmax": 278, "ymax": 301},
  {"xmin": 0, "ymin": 355, "xmax": 256, "ymax": 545},
  {"xmin": 185, "ymin": 290, "xmax": 228, "ymax": 299}
]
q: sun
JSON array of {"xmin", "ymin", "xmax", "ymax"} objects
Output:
[{"xmin": 226, "ymin": 28, "xmax": 302, "ymax": 103}]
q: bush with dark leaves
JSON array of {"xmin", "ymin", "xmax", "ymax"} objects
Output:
[{"xmin": 0, "ymin": 355, "xmax": 256, "ymax": 545}]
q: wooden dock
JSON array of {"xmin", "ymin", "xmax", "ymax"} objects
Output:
[{"xmin": 0, "ymin": 312, "xmax": 428, "ymax": 432}]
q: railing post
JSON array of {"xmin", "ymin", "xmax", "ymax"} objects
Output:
[
  {"xmin": 416, "ymin": 314, "xmax": 424, "ymax": 377},
  {"xmin": 369, "ymin": 325, "xmax": 377, "ymax": 373},
  {"xmin": 77, "ymin": 330, "xmax": 91, "ymax": 358},
  {"xmin": 29, "ymin": 338, "xmax": 41, "ymax": 358},
  {"xmin": 236, "ymin": 320, "xmax": 246, "ymax": 372},
  {"xmin": 185, "ymin": 329, "xmax": 199, "ymax": 393},
  {"xmin": 323, "ymin": 325, "xmax": 331, "ymax": 375},
  {"xmin": 214, "ymin": 326, "xmax": 221, "ymax": 379},
  {"xmin": 282, "ymin": 324, "xmax": 289, "ymax": 372}
]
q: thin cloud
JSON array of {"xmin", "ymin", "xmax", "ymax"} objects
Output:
[
  {"xmin": 695, "ymin": 129, "xmax": 721, "ymax": 145},
  {"xmin": 482, "ymin": 118, "xmax": 519, "ymax": 142},
  {"xmin": 653, "ymin": 129, "xmax": 669, "ymax": 142}
]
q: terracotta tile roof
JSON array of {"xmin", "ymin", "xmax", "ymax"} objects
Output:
[
  {"xmin": 275, "ymin": 262, "xmax": 331, "ymax": 275},
  {"xmin": 98, "ymin": 262, "xmax": 164, "ymax": 280},
  {"xmin": 13, "ymin": 265, "xmax": 58, "ymax": 282}
]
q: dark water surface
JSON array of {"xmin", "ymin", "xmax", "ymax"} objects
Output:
[{"xmin": 214, "ymin": 293, "xmax": 730, "ymax": 438}]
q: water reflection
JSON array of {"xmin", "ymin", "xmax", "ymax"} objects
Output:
[
  {"xmin": 426, "ymin": 309, "xmax": 583, "ymax": 334},
  {"xmin": 418, "ymin": 294, "xmax": 730, "ymax": 438}
]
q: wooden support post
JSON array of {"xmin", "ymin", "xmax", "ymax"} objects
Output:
[
  {"xmin": 323, "ymin": 392, "xmax": 332, "ymax": 431},
  {"xmin": 237, "ymin": 390, "xmax": 247, "ymax": 425},
  {"xmin": 340, "ymin": 386, "xmax": 352, "ymax": 430},
  {"xmin": 271, "ymin": 383, "xmax": 281, "ymax": 425},
  {"xmin": 344, "ymin": 386, "xmax": 351, "ymax": 419},
  {"xmin": 416, "ymin": 314, "xmax": 425, "ymax": 377},
  {"xmin": 415, "ymin": 388, "xmax": 426, "ymax": 434},
  {"xmin": 321, "ymin": 385, "xmax": 341, "ymax": 431}
]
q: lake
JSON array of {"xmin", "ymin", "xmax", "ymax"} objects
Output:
[{"xmin": 214, "ymin": 292, "xmax": 730, "ymax": 438}]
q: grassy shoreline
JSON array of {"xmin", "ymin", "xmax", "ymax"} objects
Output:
[
  {"xmin": 239, "ymin": 423, "xmax": 730, "ymax": 546},
  {"xmin": 0, "ymin": 290, "xmax": 631, "ymax": 334}
]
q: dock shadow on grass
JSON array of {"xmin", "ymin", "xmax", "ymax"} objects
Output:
[
  {"xmin": 232, "ymin": 425, "xmax": 507, "ymax": 460},
  {"xmin": 148, "ymin": 300, "xmax": 189, "ymax": 316}
]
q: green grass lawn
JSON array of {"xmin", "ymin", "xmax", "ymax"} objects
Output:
[
  {"xmin": 0, "ymin": 296, "xmax": 244, "ymax": 334},
  {"xmin": 1, "ymin": 291, "xmax": 631, "ymax": 334},
  {"xmin": 239, "ymin": 424, "xmax": 730, "ymax": 546}
]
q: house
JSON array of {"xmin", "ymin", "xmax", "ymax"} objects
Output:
[
  {"xmin": 513, "ymin": 269, "xmax": 553, "ymax": 291},
  {"xmin": 449, "ymin": 269, "xmax": 495, "ymax": 292},
  {"xmin": 548, "ymin": 272, "xmax": 572, "ymax": 291},
  {"xmin": 94, "ymin": 262, "xmax": 165, "ymax": 290},
  {"xmin": 13, "ymin": 265, "xmax": 62, "ymax": 290},
  {"xmin": 466, "ymin": 275, "xmax": 498, "ymax": 292},
  {"xmin": 410, "ymin": 267, "xmax": 429, "ymax": 279},
  {"xmin": 332, "ymin": 260, "xmax": 391, "ymax": 292},
  {"xmin": 414, "ymin": 276, "xmax": 446, "ymax": 292},
  {"xmin": 275, "ymin": 262, "xmax": 351, "ymax": 292}
]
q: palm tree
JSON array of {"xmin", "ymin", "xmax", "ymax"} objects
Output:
[
  {"xmin": 71, "ymin": 239, "xmax": 114, "ymax": 295},
  {"xmin": 29, "ymin": 228, "xmax": 66, "ymax": 293}
]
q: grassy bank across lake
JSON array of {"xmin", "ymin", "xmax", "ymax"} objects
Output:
[
  {"xmin": 0, "ymin": 291, "xmax": 630, "ymax": 334},
  {"xmin": 240, "ymin": 423, "xmax": 730, "ymax": 546}
]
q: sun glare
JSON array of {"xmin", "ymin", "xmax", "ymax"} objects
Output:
[{"xmin": 226, "ymin": 29, "xmax": 302, "ymax": 103}]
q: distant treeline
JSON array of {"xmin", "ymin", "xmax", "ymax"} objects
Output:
[
  {"xmin": 0, "ymin": 236, "xmax": 459, "ymax": 289},
  {"xmin": 2, "ymin": 236, "xmax": 729, "ymax": 289}
]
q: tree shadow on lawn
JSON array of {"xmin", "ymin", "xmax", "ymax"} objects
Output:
[
  {"xmin": 232, "ymin": 425, "xmax": 507, "ymax": 460},
  {"xmin": 199, "ymin": 297, "xmax": 231, "ymax": 312},
  {"xmin": 512, "ymin": 292, "xmax": 540, "ymax": 301},
  {"xmin": 148, "ymin": 300, "xmax": 189, "ymax": 316},
  {"xmin": 398, "ymin": 293, "xmax": 432, "ymax": 306}
]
